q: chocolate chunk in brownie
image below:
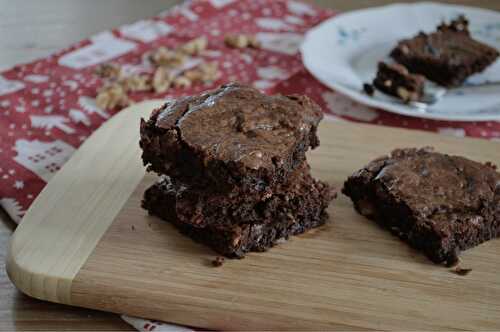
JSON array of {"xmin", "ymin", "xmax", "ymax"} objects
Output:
[
  {"xmin": 390, "ymin": 16, "xmax": 499, "ymax": 87},
  {"xmin": 140, "ymin": 83, "xmax": 323, "ymax": 194},
  {"xmin": 373, "ymin": 62, "xmax": 425, "ymax": 103},
  {"xmin": 142, "ymin": 164, "xmax": 336, "ymax": 258},
  {"xmin": 342, "ymin": 147, "xmax": 500, "ymax": 265}
]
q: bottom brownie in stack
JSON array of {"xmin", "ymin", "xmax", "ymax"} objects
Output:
[{"xmin": 142, "ymin": 163, "xmax": 336, "ymax": 258}]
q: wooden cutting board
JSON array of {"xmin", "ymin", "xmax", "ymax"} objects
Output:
[{"xmin": 7, "ymin": 100, "xmax": 500, "ymax": 330}]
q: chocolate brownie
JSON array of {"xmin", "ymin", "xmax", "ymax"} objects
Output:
[
  {"xmin": 142, "ymin": 162, "xmax": 334, "ymax": 228},
  {"xmin": 343, "ymin": 147, "xmax": 500, "ymax": 265},
  {"xmin": 373, "ymin": 62, "xmax": 425, "ymax": 103},
  {"xmin": 390, "ymin": 16, "xmax": 499, "ymax": 87},
  {"xmin": 142, "ymin": 165, "xmax": 336, "ymax": 258},
  {"xmin": 140, "ymin": 83, "xmax": 323, "ymax": 194}
]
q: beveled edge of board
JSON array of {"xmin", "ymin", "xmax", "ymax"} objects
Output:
[{"xmin": 6, "ymin": 99, "xmax": 165, "ymax": 304}]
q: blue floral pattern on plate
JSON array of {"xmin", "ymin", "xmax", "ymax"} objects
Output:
[{"xmin": 336, "ymin": 26, "xmax": 366, "ymax": 45}]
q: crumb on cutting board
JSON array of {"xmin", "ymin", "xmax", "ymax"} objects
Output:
[
  {"xmin": 451, "ymin": 266, "xmax": 472, "ymax": 276},
  {"xmin": 212, "ymin": 256, "xmax": 225, "ymax": 267}
]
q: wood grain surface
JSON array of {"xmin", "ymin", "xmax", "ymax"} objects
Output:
[
  {"xmin": 69, "ymin": 119, "xmax": 500, "ymax": 331},
  {"xmin": 1, "ymin": 1, "xmax": 499, "ymax": 331},
  {"xmin": 7, "ymin": 100, "xmax": 163, "ymax": 306},
  {"xmin": 7, "ymin": 101, "xmax": 500, "ymax": 330}
]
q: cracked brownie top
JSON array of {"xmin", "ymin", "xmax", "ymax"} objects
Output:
[
  {"xmin": 140, "ymin": 83, "xmax": 323, "ymax": 193},
  {"xmin": 154, "ymin": 82, "xmax": 322, "ymax": 171}
]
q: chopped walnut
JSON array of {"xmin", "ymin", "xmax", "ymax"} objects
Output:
[
  {"xmin": 180, "ymin": 37, "xmax": 208, "ymax": 55},
  {"xmin": 247, "ymin": 35, "xmax": 261, "ymax": 48},
  {"xmin": 121, "ymin": 75, "xmax": 151, "ymax": 92},
  {"xmin": 173, "ymin": 76, "xmax": 192, "ymax": 88},
  {"xmin": 96, "ymin": 36, "xmax": 221, "ymax": 100},
  {"xmin": 96, "ymin": 83, "xmax": 130, "ymax": 110},
  {"xmin": 199, "ymin": 62, "xmax": 219, "ymax": 81},
  {"xmin": 396, "ymin": 87, "xmax": 420, "ymax": 103},
  {"xmin": 94, "ymin": 63, "xmax": 122, "ymax": 80},
  {"xmin": 452, "ymin": 266, "xmax": 472, "ymax": 276},
  {"xmin": 150, "ymin": 47, "xmax": 186, "ymax": 67},
  {"xmin": 224, "ymin": 34, "xmax": 260, "ymax": 49},
  {"xmin": 152, "ymin": 67, "xmax": 175, "ymax": 93},
  {"xmin": 184, "ymin": 62, "xmax": 219, "ymax": 83}
]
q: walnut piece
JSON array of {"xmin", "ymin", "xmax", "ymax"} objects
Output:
[
  {"xmin": 224, "ymin": 34, "xmax": 260, "ymax": 49},
  {"xmin": 150, "ymin": 47, "xmax": 186, "ymax": 67},
  {"xmin": 121, "ymin": 75, "xmax": 151, "ymax": 92},
  {"xmin": 396, "ymin": 87, "xmax": 419, "ymax": 103},
  {"xmin": 180, "ymin": 37, "xmax": 208, "ymax": 55},
  {"xmin": 96, "ymin": 83, "xmax": 130, "ymax": 110},
  {"xmin": 94, "ymin": 63, "xmax": 122, "ymax": 80},
  {"xmin": 173, "ymin": 76, "xmax": 192, "ymax": 88},
  {"xmin": 96, "ymin": 36, "xmax": 221, "ymax": 100},
  {"xmin": 152, "ymin": 67, "xmax": 175, "ymax": 93},
  {"xmin": 184, "ymin": 62, "xmax": 219, "ymax": 83}
]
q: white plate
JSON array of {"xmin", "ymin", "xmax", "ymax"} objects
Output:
[{"xmin": 301, "ymin": 2, "xmax": 500, "ymax": 121}]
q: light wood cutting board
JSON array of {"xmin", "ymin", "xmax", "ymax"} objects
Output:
[{"xmin": 7, "ymin": 100, "xmax": 500, "ymax": 330}]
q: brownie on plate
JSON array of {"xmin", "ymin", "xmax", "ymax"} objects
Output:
[
  {"xmin": 390, "ymin": 16, "xmax": 499, "ymax": 87},
  {"xmin": 343, "ymin": 147, "xmax": 500, "ymax": 265},
  {"xmin": 143, "ymin": 164, "xmax": 336, "ymax": 258},
  {"xmin": 140, "ymin": 82, "xmax": 323, "ymax": 194},
  {"xmin": 373, "ymin": 62, "xmax": 425, "ymax": 103}
]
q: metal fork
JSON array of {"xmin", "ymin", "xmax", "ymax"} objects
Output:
[{"xmin": 375, "ymin": 80, "xmax": 500, "ymax": 111}]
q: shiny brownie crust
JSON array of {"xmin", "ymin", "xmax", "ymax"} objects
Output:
[
  {"xmin": 390, "ymin": 16, "xmax": 499, "ymax": 87},
  {"xmin": 140, "ymin": 83, "xmax": 323, "ymax": 194},
  {"xmin": 343, "ymin": 147, "xmax": 500, "ymax": 265}
]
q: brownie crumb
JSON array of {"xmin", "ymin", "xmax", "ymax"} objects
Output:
[
  {"xmin": 131, "ymin": 225, "xmax": 136, "ymax": 231},
  {"xmin": 212, "ymin": 256, "xmax": 225, "ymax": 267},
  {"xmin": 363, "ymin": 83, "xmax": 374, "ymax": 96},
  {"xmin": 452, "ymin": 266, "xmax": 472, "ymax": 276},
  {"xmin": 445, "ymin": 250, "xmax": 460, "ymax": 267}
]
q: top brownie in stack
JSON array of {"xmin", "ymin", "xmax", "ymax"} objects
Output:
[
  {"xmin": 140, "ymin": 82, "xmax": 323, "ymax": 194},
  {"xmin": 390, "ymin": 16, "xmax": 499, "ymax": 87}
]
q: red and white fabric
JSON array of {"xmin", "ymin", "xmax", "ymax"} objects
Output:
[{"xmin": 0, "ymin": 0, "xmax": 499, "ymax": 330}]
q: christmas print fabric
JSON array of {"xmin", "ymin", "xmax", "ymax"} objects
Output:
[{"xmin": 0, "ymin": 0, "xmax": 499, "ymax": 330}]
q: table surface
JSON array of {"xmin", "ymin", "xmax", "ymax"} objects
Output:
[{"xmin": 1, "ymin": 0, "xmax": 499, "ymax": 330}]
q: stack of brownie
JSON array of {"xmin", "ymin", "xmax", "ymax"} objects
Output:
[{"xmin": 139, "ymin": 83, "xmax": 336, "ymax": 258}]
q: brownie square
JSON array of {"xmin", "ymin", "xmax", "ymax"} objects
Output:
[
  {"xmin": 142, "ymin": 164, "xmax": 336, "ymax": 258},
  {"xmin": 373, "ymin": 62, "xmax": 425, "ymax": 102},
  {"xmin": 390, "ymin": 16, "xmax": 499, "ymax": 87},
  {"xmin": 140, "ymin": 83, "xmax": 323, "ymax": 194},
  {"xmin": 342, "ymin": 147, "xmax": 500, "ymax": 265}
]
